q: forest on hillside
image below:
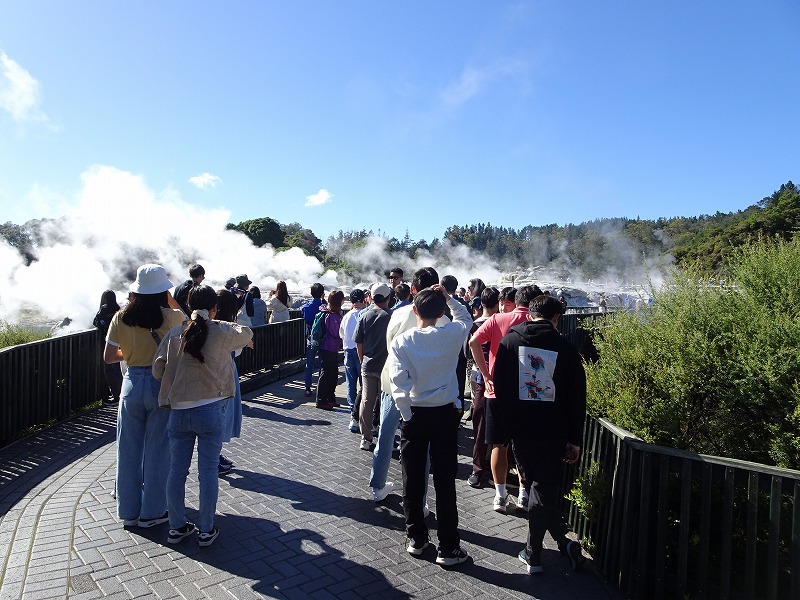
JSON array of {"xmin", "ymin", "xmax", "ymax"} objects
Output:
[{"xmin": 2, "ymin": 181, "xmax": 797, "ymax": 280}]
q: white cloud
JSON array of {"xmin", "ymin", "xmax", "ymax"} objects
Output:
[
  {"xmin": 0, "ymin": 51, "xmax": 45, "ymax": 121},
  {"xmin": 188, "ymin": 172, "xmax": 222, "ymax": 190},
  {"xmin": 305, "ymin": 188, "xmax": 333, "ymax": 207}
]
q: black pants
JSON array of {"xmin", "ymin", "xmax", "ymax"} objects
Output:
[
  {"xmin": 401, "ymin": 403, "xmax": 460, "ymax": 550},
  {"xmin": 316, "ymin": 349, "xmax": 339, "ymax": 404},
  {"xmin": 103, "ymin": 361, "xmax": 123, "ymax": 401},
  {"xmin": 512, "ymin": 437, "xmax": 570, "ymax": 557}
]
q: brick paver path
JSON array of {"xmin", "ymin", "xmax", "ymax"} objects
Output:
[{"xmin": 0, "ymin": 366, "xmax": 620, "ymax": 599}]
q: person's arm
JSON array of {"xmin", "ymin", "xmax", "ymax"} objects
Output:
[
  {"xmin": 469, "ymin": 324, "xmax": 491, "ymax": 387},
  {"xmin": 388, "ymin": 342, "xmax": 413, "ymax": 421},
  {"xmin": 103, "ymin": 342, "xmax": 123, "ymax": 364}
]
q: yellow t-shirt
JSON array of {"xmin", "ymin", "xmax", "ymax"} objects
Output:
[{"xmin": 106, "ymin": 307, "xmax": 186, "ymax": 367}]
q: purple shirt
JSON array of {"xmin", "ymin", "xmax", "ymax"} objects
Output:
[{"xmin": 320, "ymin": 311, "xmax": 343, "ymax": 352}]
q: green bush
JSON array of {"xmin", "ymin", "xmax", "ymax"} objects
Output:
[
  {"xmin": 0, "ymin": 320, "xmax": 49, "ymax": 349},
  {"xmin": 586, "ymin": 237, "xmax": 800, "ymax": 469}
]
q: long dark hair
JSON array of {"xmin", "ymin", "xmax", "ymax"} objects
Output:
[
  {"xmin": 120, "ymin": 291, "xmax": 168, "ymax": 329},
  {"xmin": 215, "ymin": 289, "xmax": 239, "ymax": 323},
  {"xmin": 182, "ymin": 285, "xmax": 218, "ymax": 363},
  {"xmin": 98, "ymin": 290, "xmax": 120, "ymax": 312},
  {"xmin": 276, "ymin": 280, "xmax": 290, "ymax": 306}
]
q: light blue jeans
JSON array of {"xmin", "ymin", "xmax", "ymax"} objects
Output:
[
  {"xmin": 343, "ymin": 348, "xmax": 360, "ymax": 409},
  {"xmin": 166, "ymin": 400, "xmax": 226, "ymax": 532},
  {"xmin": 116, "ymin": 366, "xmax": 170, "ymax": 521},
  {"xmin": 369, "ymin": 392, "xmax": 401, "ymax": 489}
]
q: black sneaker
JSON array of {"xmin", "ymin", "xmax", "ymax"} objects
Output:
[
  {"xmin": 219, "ymin": 454, "xmax": 234, "ymax": 467},
  {"xmin": 436, "ymin": 546, "xmax": 469, "ymax": 566},
  {"xmin": 518, "ymin": 547, "xmax": 543, "ymax": 575},
  {"xmin": 562, "ymin": 540, "xmax": 586, "ymax": 571},
  {"xmin": 198, "ymin": 527, "xmax": 219, "ymax": 547},
  {"xmin": 467, "ymin": 472, "xmax": 483, "ymax": 488},
  {"xmin": 218, "ymin": 462, "xmax": 232, "ymax": 476},
  {"xmin": 138, "ymin": 512, "xmax": 169, "ymax": 528},
  {"xmin": 167, "ymin": 522, "xmax": 197, "ymax": 544},
  {"xmin": 406, "ymin": 537, "xmax": 429, "ymax": 556}
]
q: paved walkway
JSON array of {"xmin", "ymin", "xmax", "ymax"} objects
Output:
[{"xmin": 0, "ymin": 367, "xmax": 620, "ymax": 599}]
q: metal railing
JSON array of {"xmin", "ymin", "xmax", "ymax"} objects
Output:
[
  {"xmin": 565, "ymin": 415, "xmax": 800, "ymax": 599},
  {"xmin": 0, "ymin": 312, "xmax": 306, "ymax": 447}
]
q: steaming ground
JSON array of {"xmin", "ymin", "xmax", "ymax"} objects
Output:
[{"xmin": 1, "ymin": 165, "xmax": 661, "ymax": 334}]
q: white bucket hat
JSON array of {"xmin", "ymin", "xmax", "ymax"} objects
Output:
[{"xmin": 129, "ymin": 264, "xmax": 174, "ymax": 295}]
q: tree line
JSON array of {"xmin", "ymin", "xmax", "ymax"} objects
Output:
[{"xmin": 2, "ymin": 181, "xmax": 797, "ymax": 279}]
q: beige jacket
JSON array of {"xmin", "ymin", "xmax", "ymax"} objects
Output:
[{"xmin": 152, "ymin": 319, "xmax": 253, "ymax": 408}]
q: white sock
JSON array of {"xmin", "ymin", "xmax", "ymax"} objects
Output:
[{"xmin": 495, "ymin": 483, "xmax": 507, "ymax": 499}]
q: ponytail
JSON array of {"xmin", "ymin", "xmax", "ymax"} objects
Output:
[{"xmin": 181, "ymin": 285, "xmax": 218, "ymax": 363}]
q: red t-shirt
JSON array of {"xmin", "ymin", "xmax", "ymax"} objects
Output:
[{"xmin": 471, "ymin": 307, "xmax": 529, "ymax": 398}]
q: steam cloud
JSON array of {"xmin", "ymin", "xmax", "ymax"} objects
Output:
[{"xmin": 0, "ymin": 165, "xmax": 668, "ymax": 333}]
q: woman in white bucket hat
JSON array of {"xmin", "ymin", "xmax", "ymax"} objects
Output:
[{"xmin": 103, "ymin": 264, "xmax": 185, "ymax": 528}]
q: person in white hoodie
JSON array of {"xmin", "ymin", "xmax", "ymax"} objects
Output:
[
  {"xmin": 388, "ymin": 284, "xmax": 471, "ymax": 567},
  {"xmin": 152, "ymin": 284, "xmax": 252, "ymax": 547}
]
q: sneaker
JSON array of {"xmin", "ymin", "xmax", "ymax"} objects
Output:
[
  {"xmin": 198, "ymin": 527, "xmax": 219, "ymax": 547},
  {"xmin": 406, "ymin": 537, "xmax": 429, "ymax": 556},
  {"xmin": 423, "ymin": 504, "xmax": 431, "ymax": 518},
  {"xmin": 372, "ymin": 481, "xmax": 394, "ymax": 502},
  {"xmin": 349, "ymin": 418, "xmax": 359, "ymax": 433},
  {"xmin": 138, "ymin": 512, "xmax": 169, "ymax": 528},
  {"xmin": 467, "ymin": 472, "xmax": 483, "ymax": 488},
  {"xmin": 516, "ymin": 494, "xmax": 529, "ymax": 511},
  {"xmin": 562, "ymin": 540, "xmax": 586, "ymax": 571},
  {"xmin": 360, "ymin": 437, "xmax": 373, "ymax": 451},
  {"xmin": 122, "ymin": 518, "xmax": 138, "ymax": 527},
  {"xmin": 304, "ymin": 389, "xmax": 312, "ymax": 397},
  {"xmin": 219, "ymin": 454, "xmax": 234, "ymax": 467},
  {"xmin": 518, "ymin": 547, "xmax": 543, "ymax": 575},
  {"xmin": 167, "ymin": 522, "xmax": 197, "ymax": 544},
  {"xmin": 218, "ymin": 462, "xmax": 232, "ymax": 476},
  {"xmin": 493, "ymin": 494, "xmax": 510, "ymax": 513},
  {"xmin": 436, "ymin": 546, "xmax": 469, "ymax": 566}
]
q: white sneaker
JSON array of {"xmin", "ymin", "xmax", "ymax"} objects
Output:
[
  {"xmin": 360, "ymin": 437, "xmax": 373, "ymax": 451},
  {"xmin": 493, "ymin": 494, "xmax": 510, "ymax": 513},
  {"xmin": 372, "ymin": 481, "xmax": 394, "ymax": 502},
  {"xmin": 348, "ymin": 418, "xmax": 359, "ymax": 433},
  {"xmin": 517, "ymin": 494, "xmax": 529, "ymax": 511}
]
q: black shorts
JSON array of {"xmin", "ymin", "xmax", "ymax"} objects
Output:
[{"xmin": 484, "ymin": 397, "xmax": 509, "ymax": 445}]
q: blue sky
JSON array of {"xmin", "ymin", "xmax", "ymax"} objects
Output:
[{"xmin": 1, "ymin": 1, "xmax": 798, "ymax": 244}]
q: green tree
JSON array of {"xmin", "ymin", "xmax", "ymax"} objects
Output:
[{"xmin": 227, "ymin": 217, "xmax": 284, "ymax": 248}]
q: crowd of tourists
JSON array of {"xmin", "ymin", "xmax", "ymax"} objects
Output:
[{"xmin": 94, "ymin": 261, "xmax": 587, "ymax": 574}]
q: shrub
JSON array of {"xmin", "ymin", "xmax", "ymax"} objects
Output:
[
  {"xmin": 0, "ymin": 320, "xmax": 49, "ymax": 349},
  {"xmin": 586, "ymin": 237, "xmax": 800, "ymax": 468}
]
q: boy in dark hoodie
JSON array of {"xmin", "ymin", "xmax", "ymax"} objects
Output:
[{"xmin": 494, "ymin": 294, "xmax": 587, "ymax": 575}]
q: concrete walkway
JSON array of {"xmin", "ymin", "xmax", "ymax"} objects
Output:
[{"xmin": 0, "ymin": 368, "xmax": 620, "ymax": 599}]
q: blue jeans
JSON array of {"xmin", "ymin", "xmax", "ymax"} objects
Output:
[
  {"xmin": 304, "ymin": 340, "xmax": 319, "ymax": 390},
  {"xmin": 116, "ymin": 366, "xmax": 170, "ymax": 521},
  {"xmin": 369, "ymin": 392, "xmax": 400, "ymax": 489},
  {"xmin": 222, "ymin": 359, "xmax": 242, "ymax": 442},
  {"xmin": 166, "ymin": 400, "xmax": 226, "ymax": 533},
  {"xmin": 343, "ymin": 348, "xmax": 361, "ymax": 409}
]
